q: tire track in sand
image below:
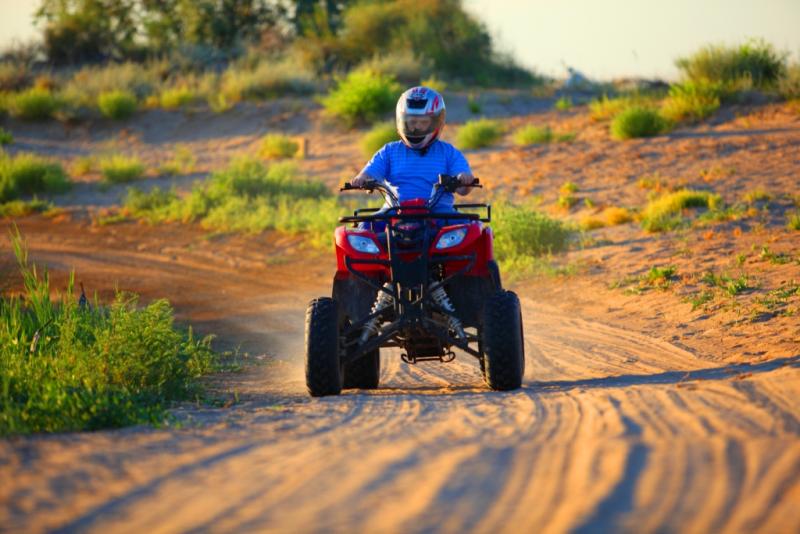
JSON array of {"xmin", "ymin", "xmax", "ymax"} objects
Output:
[{"xmin": 1, "ymin": 223, "xmax": 799, "ymax": 533}]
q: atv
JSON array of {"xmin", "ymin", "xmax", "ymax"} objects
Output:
[{"xmin": 304, "ymin": 174, "xmax": 525, "ymax": 396}]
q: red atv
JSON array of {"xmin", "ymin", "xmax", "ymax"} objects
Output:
[{"xmin": 304, "ymin": 174, "xmax": 524, "ymax": 396}]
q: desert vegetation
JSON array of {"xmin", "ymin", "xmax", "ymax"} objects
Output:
[{"xmin": 1, "ymin": 232, "xmax": 220, "ymax": 435}]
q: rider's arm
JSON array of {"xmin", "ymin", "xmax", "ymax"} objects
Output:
[
  {"xmin": 448, "ymin": 145, "xmax": 474, "ymax": 196},
  {"xmin": 353, "ymin": 144, "xmax": 390, "ymax": 187},
  {"xmin": 351, "ymin": 172, "xmax": 379, "ymax": 187}
]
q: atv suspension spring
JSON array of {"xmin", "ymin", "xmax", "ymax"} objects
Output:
[
  {"xmin": 359, "ymin": 283, "xmax": 393, "ymax": 344},
  {"xmin": 430, "ymin": 286, "xmax": 466, "ymax": 340}
]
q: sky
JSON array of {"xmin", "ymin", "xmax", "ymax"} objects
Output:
[{"xmin": 2, "ymin": 0, "xmax": 799, "ymax": 81}]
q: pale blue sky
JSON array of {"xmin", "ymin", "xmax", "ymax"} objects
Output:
[{"xmin": 2, "ymin": 0, "xmax": 799, "ymax": 81}]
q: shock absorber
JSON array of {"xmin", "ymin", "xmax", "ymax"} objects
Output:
[
  {"xmin": 430, "ymin": 286, "xmax": 466, "ymax": 340},
  {"xmin": 359, "ymin": 283, "xmax": 393, "ymax": 344}
]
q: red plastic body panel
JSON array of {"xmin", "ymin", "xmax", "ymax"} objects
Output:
[{"xmin": 334, "ymin": 222, "xmax": 495, "ymax": 280}]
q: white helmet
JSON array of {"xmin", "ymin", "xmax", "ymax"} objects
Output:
[{"xmin": 396, "ymin": 86, "xmax": 446, "ymax": 150}]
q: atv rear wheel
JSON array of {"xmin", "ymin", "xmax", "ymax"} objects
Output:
[
  {"xmin": 481, "ymin": 290, "xmax": 525, "ymax": 391},
  {"xmin": 343, "ymin": 349, "xmax": 380, "ymax": 389},
  {"xmin": 305, "ymin": 297, "xmax": 343, "ymax": 396}
]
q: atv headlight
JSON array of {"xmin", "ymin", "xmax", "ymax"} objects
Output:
[
  {"xmin": 347, "ymin": 234, "xmax": 380, "ymax": 254},
  {"xmin": 435, "ymin": 228, "xmax": 468, "ymax": 249}
]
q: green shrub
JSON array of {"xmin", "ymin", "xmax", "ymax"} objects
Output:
[
  {"xmin": 778, "ymin": 63, "xmax": 800, "ymax": 100},
  {"xmin": 513, "ymin": 125, "xmax": 553, "ymax": 145},
  {"xmin": 321, "ymin": 69, "xmax": 400, "ymax": 126},
  {"xmin": 660, "ymin": 81, "xmax": 721, "ymax": 123},
  {"xmin": 456, "ymin": 119, "xmax": 503, "ymax": 149},
  {"xmin": 467, "ymin": 95, "xmax": 482, "ymax": 114},
  {"xmin": 492, "ymin": 202, "xmax": 573, "ymax": 260},
  {"xmin": 0, "ymin": 153, "xmax": 70, "ymax": 202},
  {"xmin": 676, "ymin": 39, "xmax": 787, "ymax": 88},
  {"xmin": 555, "ymin": 96, "xmax": 573, "ymax": 111},
  {"xmin": 219, "ymin": 57, "xmax": 317, "ymax": 101},
  {"xmin": 98, "ymin": 90, "xmax": 137, "ymax": 120},
  {"xmin": 0, "ymin": 128, "xmax": 13, "ymax": 146},
  {"xmin": 100, "ymin": 155, "xmax": 146, "ymax": 183},
  {"xmin": 0, "ymin": 233, "xmax": 218, "ymax": 435},
  {"xmin": 159, "ymin": 145, "xmax": 196, "ymax": 176},
  {"xmin": 160, "ymin": 87, "xmax": 196, "ymax": 110},
  {"xmin": 641, "ymin": 189, "xmax": 722, "ymax": 232},
  {"xmin": 60, "ymin": 62, "xmax": 161, "ymax": 108},
  {"xmin": 610, "ymin": 107, "xmax": 669, "ymax": 140},
  {"xmin": 259, "ymin": 134, "xmax": 299, "ymax": 160},
  {"xmin": 125, "ymin": 158, "xmax": 338, "ymax": 245},
  {"xmin": 10, "ymin": 88, "xmax": 60, "ymax": 120},
  {"xmin": 589, "ymin": 92, "xmax": 662, "ymax": 122},
  {"xmin": 421, "ymin": 75, "xmax": 447, "ymax": 93},
  {"xmin": 360, "ymin": 123, "xmax": 398, "ymax": 157},
  {"xmin": 787, "ymin": 210, "xmax": 800, "ymax": 231},
  {"xmin": 358, "ymin": 50, "xmax": 423, "ymax": 85},
  {"xmin": 0, "ymin": 198, "xmax": 52, "ymax": 217}
]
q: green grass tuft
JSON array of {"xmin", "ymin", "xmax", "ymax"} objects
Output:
[
  {"xmin": 660, "ymin": 81, "xmax": 721, "ymax": 123},
  {"xmin": 100, "ymin": 155, "xmax": 146, "ymax": 183},
  {"xmin": 10, "ymin": 88, "xmax": 60, "ymax": 120},
  {"xmin": 513, "ymin": 125, "xmax": 554, "ymax": 145},
  {"xmin": 1, "ymin": 231, "xmax": 219, "ymax": 435},
  {"xmin": 456, "ymin": 119, "xmax": 503, "ymax": 149},
  {"xmin": 610, "ymin": 107, "xmax": 670, "ymax": 140},
  {"xmin": 492, "ymin": 202, "xmax": 572, "ymax": 259},
  {"xmin": 0, "ymin": 127, "xmax": 13, "ymax": 146},
  {"xmin": 554, "ymin": 96, "xmax": 573, "ymax": 111},
  {"xmin": 159, "ymin": 145, "xmax": 196, "ymax": 176},
  {"xmin": 259, "ymin": 134, "xmax": 299, "ymax": 160},
  {"xmin": 321, "ymin": 69, "xmax": 400, "ymax": 126},
  {"xmin": 97, "ymin": 90, "xmax": 137, "ymax": 120},
  {"xmin": 641, "ymin": 189, "xmax": 722, "ymax": 232},
  {"xmin": 0, "ymin": 198, "xmax": 53, "ymax": 217},
  {"xmin": 124, "ymin": 158, "xmax": 338, "ymax": 246},
  {"xmin": 676, "ymin": 39, "xmax": 786, "ymax": 89},
  {"xmin": 360, "ymin": 123, "xmax": 399, "ymax": 158},
  {"xmin": 159, "ymin": 87, "xmax": 196, "ymax": 110},
  {"xmin": 787, "ymin": 210, "xmax": 800, "ymax": 231},
  {"xmin": 0, "ymin": 152, "xmax": 70, "ymax": 202}
]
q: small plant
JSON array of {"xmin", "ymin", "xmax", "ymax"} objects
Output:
[
  {"xmin": 742, "ymin": 188, "xmax": 770, "ymax": 204},
  {"xmin": 560, "ymin": 182, "xmax": 578, "ymax": 194},
  {"xmin": 321, "ymin": 69, "xmax": 400, "ymax": 126},
  {"xmin": 10, "ymin": 88, "xmax": 60, "ymax": 120},
  {"xmin": 759, "ymin": 246, "xmax": 791, "ymax": 265},
  {"xmin": 467, "ymin": 94, "xmax": 482, "ymax": 114},
  {"xmin": 0, "ymin": 152, "xmax": 70, "ymax": 202},
  {"xmin": 676, "ymin": 39, "xmax": 787, "ymax": 89},
  {"xmin": 646, "ymin": 265, "xmax": 677, "ymax": 289},
  {"xmin": 0, "ymin": 198, "xmax": 53, "ymax": 217},
  {"xmin": 70, "ymin": 156, "xmax": 95, "ymax": 177},
  {"xmin": 160, "ymin": 87, "xmax": 196, "ymax": 110},
  {"xmin": 701, "ymin": 270, "xmax": 751, "ymax": 296},
  {"xmin": 492, "ymin": 202, "xmax": 573, "ymax": 261},
  {"xmin": 259, "ymin": 134, "xmax": 299, "ymax": 160},
  {"xmin": 456, "ymin": 119, "xmax": 503, "ymax": 149},
  {"xmin": 97, "ymin": 90, "xmax": 137, "ymax": 120},
  {"xmin": 421, "ymin": 76, "xmax": 447, "ymax": 93},
  {"xmin": 0, "ymin": 128, "xmax": 12, "ymax": 146},
  {"xmin": 603, "ymin": 206, "xmax": 633, "ymax": 225},
  {"xmin": 360, "ymin": 123, "xmax": 399, "ymax": 158},
  {"xmin": 513, "ymin": 125, "xmax": 552, "ymax": 145},
  {"xmin": 788, "ymin": 210, "xmax": 800, "ymax": 230},
  {"xmin": 100, "ymin": 155, "xmax": 146, "ymax": 183},
  {"xmin": 640, "ymin": 189, "xmax": 721, "ymax": 232},
  {"xmin": 555, "ymin": 96, "xmax": 572, "ymax": 111},
  {"xmin": 660, "ymin": 81, "xmax": 721, "ymax": 123},
  {"xmin": 159, "ymin": 145, "xmax": 196, "ymax": 176},
  {"xmin": 686, "ymin": 290, "xmax": 715, "ymax": 311},
  {"xmin": 611, "ymin": 107, "xmax": 669, "ymax": 140}
]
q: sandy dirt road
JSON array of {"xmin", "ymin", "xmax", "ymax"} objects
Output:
[{"xmin": 1, "ymin": 217, "xmax": 799, "ymax": 534}]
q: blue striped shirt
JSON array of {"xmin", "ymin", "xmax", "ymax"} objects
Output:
[{"xmin": 360, "ymin": 140, "xmax": 471, "ymax": 211}]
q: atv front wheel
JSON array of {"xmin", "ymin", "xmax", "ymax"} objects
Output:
[
  {"xmin": 482, "ymin": 290, "xmax": 525, "ymax": 391},
  {"xmin": 343, "ymin": 349, "xmax": 380, "ymax": 389},
  {"xmin": 305, "ymin": 297, "xmax": 343, "ymax": 396}
]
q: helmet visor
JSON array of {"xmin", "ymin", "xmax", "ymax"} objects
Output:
[{"xmin": 398, "ymin": 112, "xmax": 444, "ymax": 143}]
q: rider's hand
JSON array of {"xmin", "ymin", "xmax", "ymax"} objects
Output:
[
  {"xmin": 457, "ymin": 172, "xmax": 476, "ymax": 186},
  {"xmin": 351, "ymin": 174, "xmax": 369, "ymax": 188}
]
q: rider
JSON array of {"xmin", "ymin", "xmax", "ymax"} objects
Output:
[{"xmin": 351, "ymin": 86, "xmax": 476, "ymax": 209}]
